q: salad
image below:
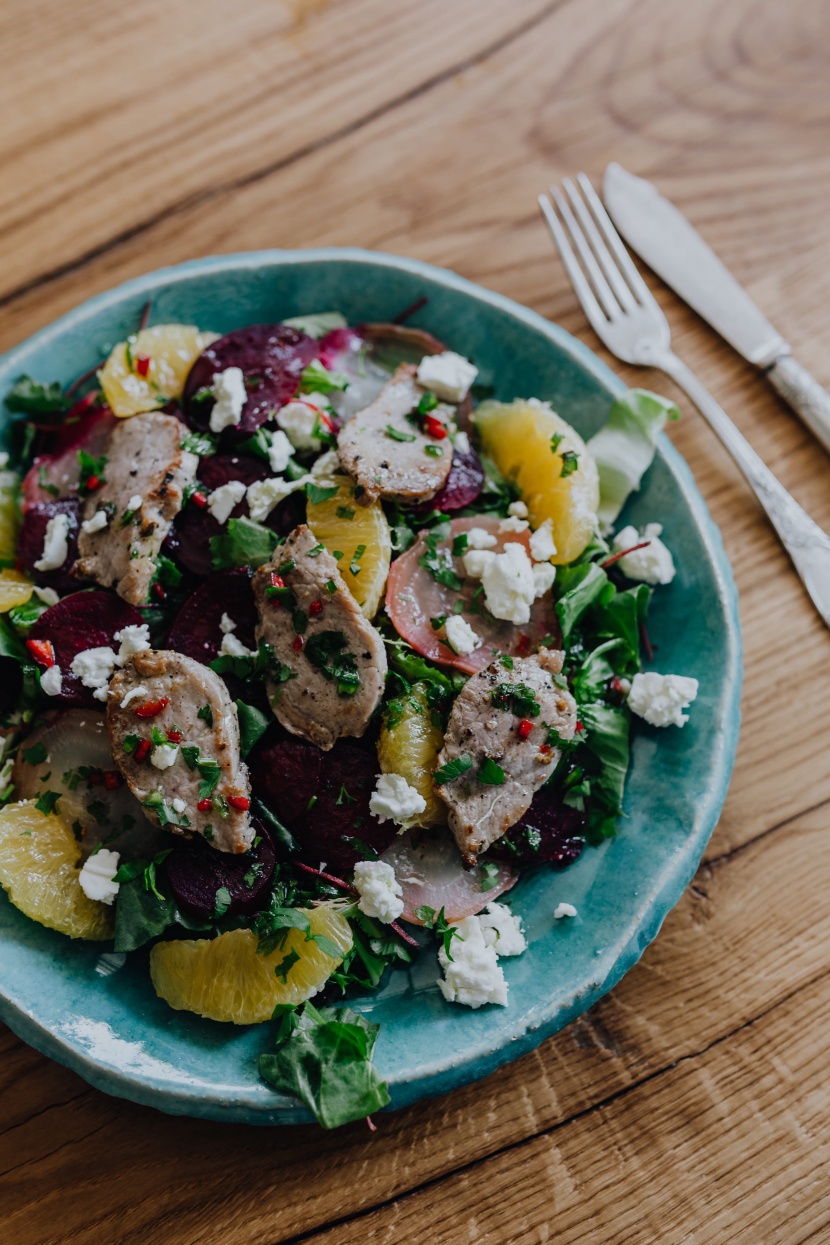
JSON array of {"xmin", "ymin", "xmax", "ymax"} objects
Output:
[{"xmin": 0, "ymin": 304, "xmax": 697, "ymax": 1128}]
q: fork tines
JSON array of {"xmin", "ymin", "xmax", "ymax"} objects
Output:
[{"xmin": 538, "ymin": 174, "xmax": 656, "ymax": 334}]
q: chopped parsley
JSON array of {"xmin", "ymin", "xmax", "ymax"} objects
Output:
[
  {"xmin": 180, "ymin": 430, "xmax": 217, "ymax": 456},
  {"xmin": 418, "ymin": 530, "xmax": 462, "ymax": 591},
  {"xmin": 77, "ymin": 449, "xmax": 107, "ymax": 493},
  {"xmin": 304, "ymin": 630, "xmax": 361, "ymax": 698},
  {"xmin": 432, "ymin": 754, "xmax": 473, "ymax": 785},
  {"xmin": 336, "ymin": 505, "xmax": 355, "ymax": 520},
  {"xmin": 34, "ymin": 790, "xmax": 61, "ymax": 815},
  {"xmin": 417, "ymin": 391, "xmax": 439, "ymax": 415},
  {"xmin": 385, "ymin": 424, "xmax": 416, "ymax": 442},
  {"xmin": 560, "ymin": 449, "xmax": 579, "ymax": 478},
  {"xmin": 306, "ymin": 482, "xmax": 340, "ymax": 505},
  {"xmin": 21, "ymin": 742, "xmax": 48, "ymax": 766},
  {"xmin": 197, "ymin": 704, "xmax": 213, "ymax": 727},
  {"xmin": 491, "ymin": 682, "xmax": 540, "ymax": 719},
  {"xmin": 424, "ymin": 444, "xmax": 443, "ymax": 457},
  {"xmin": 348, "ymin": 544, "xmax": 366, "ymax": 577},
  {"xmin": 477, "ymin": 758, "xmax": 505, "ymax": 785}
]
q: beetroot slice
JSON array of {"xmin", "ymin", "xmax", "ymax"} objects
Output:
[
  {"xmin": 248, "ymin": 732, "xmax": 323, "ymax": 826},
  {"xmin": 28, "ymin": 590, "xmax": 144, "ymax": 706},
  {"xmin": 166, "ymin": 570, "xmax": 257, "ymax": 664},
  {"xmin": 17, "ymin": 497, "xmax": 81, "ymax": 595},
  {"xmin": 296, "ymin": 740, "xmax": 397, "ymax": 872},
  {"xmin": 487, "ymin": 783, "xmax": 586, "ymax": 867},
  {"xmin": 169, "ymin": 454, "xmax": 269, "ymax": 576},
  {"xmin": 164, "ymin": 816, "xmax": 276, "ymax": 921},
  {"xmin": 21, "ymin": 406, "xmax": 116, "ymax": 511},
  {"xmin": 183, "ymin": 325, "xmax": 317, "ymax": 436},
  {"xmin": 413, "ymin": 446, "xmax": 484, "ymax": 514}
]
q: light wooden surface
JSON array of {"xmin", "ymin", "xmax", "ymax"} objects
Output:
[{"xmin": 2, "ymin": 0, "xmax": 830, "ymax": 1240}]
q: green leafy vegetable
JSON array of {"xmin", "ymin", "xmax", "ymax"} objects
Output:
[
  {"xmin": 587, "ymin": 389, "xmax": 680, "ymax": 530},
  {"xmin": 236, "ymin": 700, "xmax": 270, "ymax": 758},
  {"xmin": 304, "ymin": 631, "xmax": 361, "ymax": 698},
  {"xmin": 415, "ymin": 905, "xmax": 461, "ymax": 959},
  {"xmin": 477, "ymin": 757, "xmax": 505, "ymax": 785},
  {"xmin": 35, "ymin": 790, "xmax": 61, "ymax": 815},
  {"xmin": 180, "ymin": 430, "xmax": 217, "ymax": 456},
  {"xmin": 113, "ymin": 875, "xmax": 177, "ymax": 952},
  {"xmin": 21, "ymin": 742, "xmax": 48, "ymax": 765},
  {"xmin": 300, "ymin": 359, "xmax": 349, "ymax": 394},
  {"xmin": 433, "ymin": 754, "xmax": 473, "ymax": 784},
  {"xmin": 418, "ymin": 530, "xmax": 462, "ymax": 591},
  {"xmin": 306, "ymin": 482, "xmax": 340, "ymax": 505},
  {"xmin": 281, "ymin": 311, "xmax": 348, "ymax": 339},
  {"xmin": 5, "ymin": 376, "xmax": 68, "ymax": 415},
  {"xmin": 210, "ymin": 517, "xmax": 280, "ymax": 571},
  {"xmin": 385, "ymin": 424, "xmax": 416, "ymax": 443},
  {"xmin": 490, "ymin": 682, "xmax": 540, "ymax": 719}
]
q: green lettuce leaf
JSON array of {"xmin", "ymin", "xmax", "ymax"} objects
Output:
[{"xmin": 587, "ymin": 389, "xmax": 679, "ymax": 530}]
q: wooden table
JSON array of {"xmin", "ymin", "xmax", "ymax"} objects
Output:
[{"xmin": 3, "ymin": 0, "xmax": 830, "ymax": 1240}]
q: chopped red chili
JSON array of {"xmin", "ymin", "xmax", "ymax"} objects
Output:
[
  {"xmin": 191, "ymin": 490, "xmax": 208, "ymax": 509},
  {"xmin": 309, "ymin": 599, "xmax": 323, "ymax": 617},
  {"xmin": 165, "ymin": 729, "xmax": 183, "ymax": 743},
  {"xmin": 575, "ymin": 721, "xmax": 584, "ymax": 733},
  {"xmin": 197, "ymin": 797, "xmax": 213, "ymax": 812},
  {"xmin": 134, "ymin": 739, "xmax": 152, "ymax": 763},
  {"xmin": 270, "ymin": 572, "xmax": 285, "ymax": 589},
  {"xmin": 515, "ymin": 633, "xmax": 532, "ymax": 656},
  {"xmin": 103, "ymin": 771, "xmax": 122, "ymax": 790},
  {"xmin": 292, "ymin": 634, "xmax": 304, "ymax": 652},
  {"xmin": 85, "ymin": 474, "xmax": 101, "ymax": 492},
  {"xmin": 135, "ymin": 354, "xmax": 151, "ymax": 378},
  {"xmin": 517, "ymin": 718, "xmax": 534, "ymax": 739},
  {"xmin": 152, "ymin": 582, "xmax": 166, "ymax": 601},
  {"xmin": 538, "ymin": 743, "xmax": 552, "ymax": 755},
  {"xmin": 226, "ymin": 795, "xmax": 250, "ymax": 811},
  {"xmin": 424, "ymin": 414, "xmax": 448, "ymax": 440},
  {"xmin": 134, "ymin": 697, "xmax": 170, "ymax": 719},
  {"xmin": 25, "ymin": 638, "xmax": 55, "ymax": 668}
]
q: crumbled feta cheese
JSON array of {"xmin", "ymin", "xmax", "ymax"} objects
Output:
[
  {"xmin": 32, "ymin": 586, "xmax": 59, "ymax": 606},
  {"xmin": 207, "ymin": 479, "xmax": 247, "ymax": 525},
  {"xmin": 453, "ymin": 430, "xmax": 471, "ymax": 454},
  {"xmin": 369, "ymin": 772, "xmax": 427, "ymax": 825},
  {"xmin": 507, "ymin": 500, "xmax": 528, "ymax": 519},
  {"xmin": 310, "ymin": 449, "xmax": 341, "ymax": 480},
  {"xmin": 276, "ymin": 395, "xmax": 329, "ymax": 450},
  {"xmin": 466, "ymin": 526, "xmax": 498, "ymax": 550},
  {"xmin": 266, "ymin": 429, "xmax": 296, "ymax": 474},
  {"xmin": 220, "ymin": 631, "xmax": 253, "ymax": 659},
  {"xmin": 528, "ymin": 518, "xmax": 557, "ymax": 562},
  {"xmin": 34, "ymin": 512, "xmax": 70, "ymax": 572},
  {"xmin": 209, "ymin": 367, "xmax": 247, "ymax": 434},
  {"xmin": 126, "ymin": 494, "xmax": 143, "ymax": 513},
  {"xmin": 81, "ymin": 509, "xmax": 109, "ymax": 535},
  {"xmin": 353, "ymin": 860, "xmax": 405, "ymax": 924},
  {"xmin": 151, "ymin": 744, "xmax": 179, "ymax": 770},
  {"xmin": 498, "ymin": 515, "xmax": 529, "ymax": 534},
  {"xmin": 78, "ymin": 849, "xmax": 121, "ymax": 906},
  {"xmin": 553, "ymin": 902, "xmax": 577, "ymax": 919},
  {"xmin": 480, "ymin": 542, "xmax": 537, "ymax": 624},
  {"xmin": 437, "ymin": 915, "xmax": 507, "ymax": 1008},
  {"xmin": 531, "ymin": 561, "xmax": 557, "ymax": 598},
  {"xmin": 171, "ymin": 797, "xmax": 187, "ymax": 815},
  {"xmin": 219, "ymin": 613, "xmax": 237, "ymax": 634},
  {"xmin": 120, "ymin": 684, "xmax": 149, "ymax": 708},
  {"xmin": 612, "ymin": 523, "xmax": 676, "ymax": 585},
  {"xmin": 245, "ymin": 476, "xmax": 294, "ymax": 522},
  {"xmin": 478, "ymin": 903, "xmax": 527, "ymax": 957},
  {"xmin": 114, "ymin": 623, "xmax": 151, "ymax": 664},
  {"xmin": 444, "ymin": 614, "xmax": 480, "ymax": 656},
  {"xmin": 461, "ymin": 548, "xmax": 496, "ymax": 580},
  {"xmin": 71, "ymin": 646, "xmax": 118, "ymax": 701},
  {"xmin": 40, "ymin": 664, "xmax": 62, "ymax": 696},
  {"xmin": 416, "ymin": 351, "xmax": 478, "ymax": 403},
  {"xmin": 627, "ymin": 672, "xmax": 699, "ymax": 728}
]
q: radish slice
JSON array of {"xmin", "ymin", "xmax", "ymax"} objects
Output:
[
  {"xmin": 386, "ymin": 515, "xmax": 559, "ymax": 674},
  {"xmin": 381, "ymin": 828, "xmax": 516, "ymax": 925},
  {"xmin": 21, "ymin": 406, "xmax": 117, "ymax": 512}
]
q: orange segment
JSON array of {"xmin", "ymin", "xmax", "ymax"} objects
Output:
[
  {"xmin": 377, "ymin": 683, "xmax": 446, "ymax": 829},
  {"xmin": 305, "ymin": 474, "xmax": 391, "ymax": 618},
  {"xmin": 0, "ymin": 568, "xmax": 33, "ymax": 612},
  {"xmin": 99, "ymin": 324, "xmax": 219, "ymax": 417}
]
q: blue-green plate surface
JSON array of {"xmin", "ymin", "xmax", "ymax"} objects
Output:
[{"xmin": 0, "ymin": 249, "xmax": 741, "ymax": 1124}]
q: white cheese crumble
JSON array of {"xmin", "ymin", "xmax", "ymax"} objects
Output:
[
  {"xmin": 209, "ymin": 367, "xmax": 247, "ymax": 434},
  {"xmin": 498, "ymin": 515, "xmax": 529, "ymax": 534},
  {"xmin": 444, "ymin": 614, "xmax": 480, "ymax": 656},
  {"xmin": 207, "ymin": 479, "xmax": 247, "ymax": 525},
  {"xmin": 437, "ymin": 915, "xmax": 508, "ymax": 1008},
  {"xmin": 507, "ymin": 500, "xmax": 529, "ymax": 519},
  {"xmin": 220, "ymin": 631, "xmax": 254, "ymax": 659},
  {"xmin": 126, "ymin": 494, "xmax": 143, "ymax": 513},
  {"xmin": 151, "ymin": 744, "xmax": 179, "ymax": 770},
  {"xmin": 245, "ymin": 476, "xmax": 299, "ymax": 522},
  {"xmin": 416, "ymin": 351, "xmax": 478, "ymax": 403},
  {"xmin": 33, "ymin": 586, "xmax": 59, "ymax": 606},
  {"xmin": 466, "ymin": 526, "xmax": 498, "ymax": 550},
  {"xmin": 612, "ymin": 522, "xmax": 676, "ymax": 585},
  {"xmin": 78, "ymin": 849, "xmax": 121, "ymax": 906},
  {"xmin": 114, "ymin": 624, "xmax": 151, "ymax": 663},
  {"xmin": 40, "ymin": 664, "xmax": 62, "ymax": 696},
  {"xmin": 71, "ymin": 646, "xmax": 118, "ymax": 701},
  {"xmin": 34, "ymin": 512, "xmax": 70, "ymax": 572},
  {"xmin": 353, "ymin": 860, "xmax": 405, "ymax": 924},
  {"xmin": 529, "ymin": 518, "xmax": 557, "ymax": 562},
  {"xmin": 171, "ymin": 797, "xmax": 187, "ymax": 815},
  {"xmin": 81, "ymin": 509, "xmax": 109, "ymax": 535},
  {"xmin": 120, "ymin": 684, "xmax": 149, "ymax": 708},
  {"xmin": 453, "ymin": 430, "xmax": 471, "ymax": 454},
  {"xmin": 478, "ymin": 902, "xmax": 527, "ymax": 957},
  {"xmin": 627, "ymin": 671, "xmax": 699, "ymax": 728},
  {"xmin": 531, "ymin": 561, "xmax": 557, "ymax": 597},
  {"xmin": 276, "ymin": 394, "xmax": 330, "ymax": 450},
  {"xmin": 461, "ymin": 548, "xmax": 495, "ymax": 580},
  {"xmin": 266, "ymin": 429, "xmax": 296, "ymax": 474},
  {"xmin": 369, "ymin": 773, "xmax": 427, "ymax": 825},
  {"xmin": 480, "ymin": 542, "xmax": 539, "ymax": 624},
  {"xmin": 219, "ymin": 613, "xmax": 237, "ymax": 634},
  {"xmin": 553, "ymin": 902, "xmax": 577, "ymax": 919},
  {"xmin": 310, "ymin": 449, "xmax": 341, "ymax": 480}
]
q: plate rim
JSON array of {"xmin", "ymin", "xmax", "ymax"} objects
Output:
[{"xmin": 0, "ymin": 247, "xmax": 743, "ymax": 1124}]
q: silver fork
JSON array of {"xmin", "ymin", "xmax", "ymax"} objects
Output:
[{"xmin": 538, "ymin": 174, "xmax": 830, "ymax": 629}]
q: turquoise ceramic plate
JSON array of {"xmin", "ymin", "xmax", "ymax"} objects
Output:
[{"xmin": 0, "ymin": 250, "xmax": 741, "ymax": 1124}]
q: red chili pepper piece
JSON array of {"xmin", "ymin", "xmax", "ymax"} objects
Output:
[
  {"xmin": 85, "ymin": 474, "xmax": 101, "ymax": 492},
  {"xmin": 152, "ymin": 582, "xmax": 166, "ymax": 601},
  {"xmin": 135, "ymin": 354, "xmax": 151, "ymax": 378},
  {"xmin": 191, "ymin": 490, "xmax": 208, "ymax": 510},
  {"xmin": 166, "ymin": 729, "xmax": 183, "ymax": 743},
  {"xmin": 538, "ymin": 743, "xmax": 552, "ymax": 755},
  {"xmin": 134, "ymin": 739, "xmax": 152, "ymax": 763},
  {"xmin": 424, "ymin": 415, "xmax": 448, "ymax": 440},
  {"xmin": 517, "ymin": 718, "xmax": 534, "ymax": 739},
  {"xmin": 88, "ymin": 769, "xmax": 104, "ymax": 786},
  {"xmin": 25, "ymin": 638, "xmax": 55, "ymax": 668},
  {"xmin": 575, "ymin": 721, "xmax": 584, "ymax": 733},
  {"xmin": 226, "ymin": 795, "xmax": 250, "ymax": 811},
  {"xmin": 135, "ymin": 697, "xmax": 170, "ymax": 719},
  {"xmin": 270, "ymin": 573, "xmax": 285, "ymax": 589},
  {"xmin": 197, "ymin": 797, "xmax": 213, "ymax": 812},
  {"xmin": 103, "ymin": 771, "xmax": 123, "ymax": 790},
  {"xmin": 292, "ymin": 635, "xmax": 304, "ymax": 652},
  {"xmin": 515, "ymin": 633, "xmax": 532, "ymax": 656},
  {"xmin": 309, "ymin": 599, "xmax": 323, "ymax": 617}
]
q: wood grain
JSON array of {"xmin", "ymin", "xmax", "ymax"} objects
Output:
[{"xmin": 2, "ymin": 0, "xmax": 830, "ymax": 1240}]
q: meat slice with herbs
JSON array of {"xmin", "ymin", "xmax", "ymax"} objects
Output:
[
  {"xmin": 75, "ymin": 412, "xmax": 199, "ymax": 605},
  {"xmin": 107, "ymin": 648, "xmax": 253, "ymax": 854},
  {"xmin": 336, "ymin": 363, "xmax": 453, "ymax": 506},
  {"xmin": 251, "ymin": 524, "xmax": 386, "ymax": 750},
  {"xmin": 434, "ymin": 649, "xmax": 578, "ymax": 864}
]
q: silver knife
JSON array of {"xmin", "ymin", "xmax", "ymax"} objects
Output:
[{"xmin": 603, "ymin": 163, "xmax": 830, "ymax": 456}]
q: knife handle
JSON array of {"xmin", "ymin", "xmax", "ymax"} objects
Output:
[{"xmin": 766, "ymin": 355, "xmax": 830, "ymax": 456}]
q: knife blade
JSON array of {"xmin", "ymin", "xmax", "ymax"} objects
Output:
[{"xmin": 602, "ymin": 163, "xmax": 830, "ymax": 454}]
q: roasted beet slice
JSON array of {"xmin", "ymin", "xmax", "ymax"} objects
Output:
[
  {"xmin": 487, "ymin": 782, "xmax": 586, "ymax": 868},
  {"xmin": 413, "ymin": 446, "xmax": 484, "ymax": 515},
  {"xmin": 17, "ymin": 497, "xmax": 82, "ymax": 595},
  {"xmin": 166, "ymin": 570, "xmax": 257, "ymax": 664},
  {"xmin": 164, "ymin": 816, "xmax": 276, "ymax": 921},
  {"xmin": 28, "ymin": 589, "xmax": 144, "ymax": 706},
  {"xmin": 183, "ymin": 325, "xmax": 317, "ymax": 436},
  {"xmin": 248, "ymin": 732, "xmax": 324, "ymax": 826},
  {"xmin": 296, "ymin": 740, "xmax": 397, "ymax": 872},
  {"xmin": 21, "ymin": 404, "xmax": 116, "ymax": 511}
]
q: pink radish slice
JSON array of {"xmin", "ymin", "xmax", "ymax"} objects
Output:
[
  {"xmin": 385, "ymin": 514, "xmax": 559, "ymax": 675},
  {"xmin": 381, "ymin": 828, "xmax": 516, "ymax": 925},
  {"xmin": 21, "ymin": 406, "xmax": 117, "ymax": 511}
]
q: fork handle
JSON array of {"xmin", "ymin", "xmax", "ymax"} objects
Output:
[
  {"xmin": 765, "ymin": 354, "xmax": 830, "ymax": 457},
  {"xmin": 655, "ymin": 349, "xmax": 830, "ymax": 626}
]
